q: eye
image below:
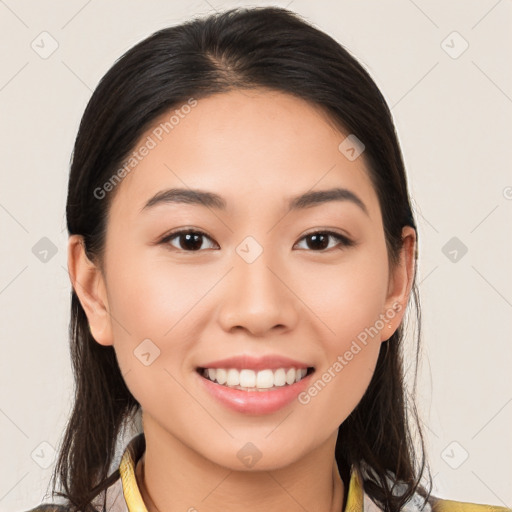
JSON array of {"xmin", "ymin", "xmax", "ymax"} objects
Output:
[
  {"xmin": 294, "ymin": 230, "xmax": 354, "ymax": 251},
  {"xmin": 160, "ymin": 229, "xmax": 218, "ymax": 252},
  {"xmin": 159, "ymin": 229, "xmax": 354, "ymax": 253}
]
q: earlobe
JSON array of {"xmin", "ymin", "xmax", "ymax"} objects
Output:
[
  {"xmin": 67, "ymin": 235, "xmax": 114, "ymax": 346},
  {"xmin": 382, "ymin": 226, "xmax": 417, "ymax": 339}
]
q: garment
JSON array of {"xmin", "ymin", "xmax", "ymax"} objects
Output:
[{"xmin": 27, "ymin": 433, "xmax": 511, "ymax": 512}]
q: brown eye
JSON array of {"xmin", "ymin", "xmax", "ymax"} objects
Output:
[
  {"xmin": 160, "ymin": 229, "xmax": 354, "ymax": 253},
  {"xmin": 161, "ymin": 230, "xmax": 217, "ymax": 251},
  {"xmin": 295, "ymin": 231, "xmax": 354, "ymax": 251}
]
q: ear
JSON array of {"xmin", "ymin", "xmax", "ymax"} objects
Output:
[
  {"xmin": 67, "ymin": 234, "xmax": 114, "ymax": 346},
  {"xmin": 381, "ymin": 226, "xmax": 417, "ymax": 341}
]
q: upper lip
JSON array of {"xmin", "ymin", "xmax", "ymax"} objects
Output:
[{"xmin": 198, "ymin": 354, "xmax": 314, "ymax": 371}]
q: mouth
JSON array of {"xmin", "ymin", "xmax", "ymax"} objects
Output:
[{"xmin": 196, "ymin": 366, "xmax": 316, "ymax": 392}]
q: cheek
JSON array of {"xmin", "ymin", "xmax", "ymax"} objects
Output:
[
  {"xmin": 105, "ymin": 260, "xmax": 203, "ymax": 418},
  {"xmin": 103, "ymin": 247, "xmax": 211, "ymax": 394},
  {"xmin": 299, "ymin": 344, "xmax": 380, "ymax": 433},
  {"xmin": 298, "ymin": 290, "xmax": 385, "ymax": 431},
  {"xmin": 303, "ymin": 244, "xmax": 390, "ymax": 347},
  {"xmin": 106, "ymin": 247, "xmax": 216, "ymax": 338},
  {"xmin": 295, "ymin": 245, "xmax": 388, "ymax": 415}
]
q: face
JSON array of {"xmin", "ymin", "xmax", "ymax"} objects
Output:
[{"xmin": 69, "ymin": 88, "xmax": 415, "ymax": 471}]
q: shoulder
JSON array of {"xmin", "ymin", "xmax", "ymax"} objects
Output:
[
  {"xmin": 362, "ymin": 482, "xmax": 511, "ymax": 512},
  {"xmin": 23, "ymin": 506, "xmax": 71, "ymax": 512},
  {"xmin": 358, "ymin": 463, "xmax": 511, "ymax": 512},
  {"xmin": 22, "ymin": 467, "xmax": 127, "ymax": 512},
  {"xmin": 429, "ymin": 496, "xmax": 512, "ymax": 512}
]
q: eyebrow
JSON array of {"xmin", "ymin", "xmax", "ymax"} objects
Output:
[{"xmin": 140, "ymin": 187, "xmax": 369, "ymax": 216}]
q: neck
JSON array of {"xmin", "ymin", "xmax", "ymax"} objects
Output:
[{"xmin": 134, "ymin": 419, "xmax": 345, "ymax": 512}]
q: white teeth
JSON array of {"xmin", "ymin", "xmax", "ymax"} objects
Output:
[
  {"xmin": 256, "ymin": 369, "xmax": 274, "ymax": 388},
  {"xmin": 273, "ymin": 368, "xmax": 286, "ymax": 386},
  {"xmin": 215, "ymin": 368, "xmax": 227, "ymax": 385},
  {"xmin": 226, "ymin": 369, "xmax": 240, "ymax": 386},
  {"xmin": 201, "ymin": 367, "xmax": 309, "ymax": 390},
  {"xmin": 239, "ymin": 369, "xmax": 256, "ymax": 387}
]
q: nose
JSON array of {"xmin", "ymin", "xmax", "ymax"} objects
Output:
[{"xmin": 216, "ymin": 250, "xmax": 299, "ymax": 337}]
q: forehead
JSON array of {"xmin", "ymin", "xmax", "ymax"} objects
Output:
[{"xmin": 108, "ymin": 88, "xmax": 379, "ymax": 222}]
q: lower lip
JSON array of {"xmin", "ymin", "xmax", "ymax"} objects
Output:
[{"xmin": 196, "ymin": 369, "xmax": 315, "ymax": 415}]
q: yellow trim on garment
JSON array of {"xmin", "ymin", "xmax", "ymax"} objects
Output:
[
  {"xmin": 118, "ymin": 433, "xmax": 512, "ymax": 512},
  {"xmin": 344, "ymin": 462, "xmax": 364, "ymax": 512},
  {"xmin": 118, "ymin": 433, "xmax": 364, "ymax": 512},
  {"xmin": 119, "ymin": 436, "xmax": 148, "ymax": 512}
]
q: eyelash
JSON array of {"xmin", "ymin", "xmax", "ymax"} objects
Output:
[{"xmin": 159, "ymin": 228, "xmax": 355, "ymax": 253}]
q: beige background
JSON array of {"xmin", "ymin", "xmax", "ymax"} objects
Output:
[{"xmin": 1, "ymin": 0, "xmax": 511, "ymax": 510}]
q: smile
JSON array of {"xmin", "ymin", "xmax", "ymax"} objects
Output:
[
  {"xmin": 196, "ymin": 366, "xmax": 316, "ymax": 414},
  {"xmin": 198, "ymin": 366, "xmax": 314, "ymax": 391}
]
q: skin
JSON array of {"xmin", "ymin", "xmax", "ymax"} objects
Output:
[{"xmin": 68, "ymin": 88, "xmax": 416, "ymax": 512}]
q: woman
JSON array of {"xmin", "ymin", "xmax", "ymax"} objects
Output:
[{"xmin": 26, "ymin": 6, "xmax": 511, "ymax": 512}]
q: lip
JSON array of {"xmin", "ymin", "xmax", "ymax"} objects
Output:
[
  {"xmin": 197, "ymin": 354, "xmax": 313, "ymax": 371},
  {"xmin": 196, "ymin": 367, "xmax": 315, "ymax": 415}
]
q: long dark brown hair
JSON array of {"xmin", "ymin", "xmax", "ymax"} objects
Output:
[{"xmin": 49, "ymin": 6, "xmax": 433, "ymax": 511}]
